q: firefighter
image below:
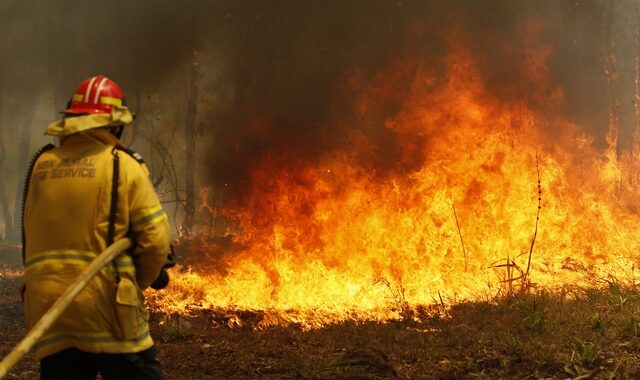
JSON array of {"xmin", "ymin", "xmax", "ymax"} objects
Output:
[{"xmin": 22, "ymin": 75, "xmax": 170, "ymax": 379}]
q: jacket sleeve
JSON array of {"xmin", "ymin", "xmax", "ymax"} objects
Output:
[{"xmin": 126, "ymin": 160, "xmax": 171, "ymax": 289}]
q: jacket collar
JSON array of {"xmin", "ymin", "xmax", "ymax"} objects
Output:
[
  {"xmin": 60, "ymin": 128, "xmax": 120, "ymax": 147},
  {"xmin": 45, "ymin": 106, "xmax": 133, "ymax": 137}
]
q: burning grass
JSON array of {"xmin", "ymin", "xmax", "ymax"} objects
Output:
[{"xmin": 145, "ymin": 247, "xmax": 640, "ymax": 331}]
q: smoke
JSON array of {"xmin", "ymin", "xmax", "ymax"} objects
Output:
[
  {"xmin": 198, "ymin": 0, "xmax": 639, "ymax": 202},
  {"xmin": 1, "ymin": 0, "xmax": 638, "ymax": 207}
]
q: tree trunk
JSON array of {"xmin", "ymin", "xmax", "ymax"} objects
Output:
[
  {"xmin": 183, "ymin": 50, "xmax": 199, "ymax": 239},
  {"xmin": 602, "ymin": 0, "xmax": 622, "ymax": 198},
  {"xmin": 604, "ymin": 0, "xmax": 620, "ymax": 163},
  {"xmin": 0, "ymin": 2, "xmax": 18, "ymax": 242},
  {"xmin": 0, "ymin": 64, "xmax": 11, "ymax": 242},
  {"xmin": 632, "ymin": 2, "xmax": 640, "ymax": 171},
  {"xmin": 0, "ymin": 117, "xmax": 12, "ymax": 242},
  {"xmin": 11, "ymin": 101, "xmax": 34, "ymax": 243}
]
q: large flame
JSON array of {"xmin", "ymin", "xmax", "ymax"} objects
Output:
[{"xmin": 148, "ymin": 38, "xmax": 640, "ymax": 328}]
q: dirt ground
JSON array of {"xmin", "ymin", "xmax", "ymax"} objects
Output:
[{"xmin": 3, "ymin": 246, "xmax": 640, "ymax": 379}]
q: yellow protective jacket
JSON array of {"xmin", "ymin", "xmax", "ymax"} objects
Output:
[{"xmin": 23, "ymin": 128, "xmax": 170, "ymax": 360}]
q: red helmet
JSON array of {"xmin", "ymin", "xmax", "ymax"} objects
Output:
[{"xmin": 64, "ymin": 75, "xmax": 124, "ymax": 115}]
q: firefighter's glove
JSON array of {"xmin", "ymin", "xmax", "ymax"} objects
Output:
[
  {"xmin": 150, "ymin": 269, "xmax": 170, "ymax": 290},
  {"xmin": 164, "ymin": 244, "xmax": 177, "ymax": 269},
  {"xmin": 20, "ymin": 284, "xmax": 26, "ymax": 303},
  {"xmin": 150, "ymin": 244, "xmax": 177, "ymax": 290}
]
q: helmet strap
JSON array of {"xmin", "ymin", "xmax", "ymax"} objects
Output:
[{"xmin": 109, "ymin": 126, "xmax": 124, "ymax": 140}]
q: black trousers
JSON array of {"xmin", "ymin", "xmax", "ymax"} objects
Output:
[{"xmin": 40, "ymin": 346, "xmax": 163, "ymax": 380}]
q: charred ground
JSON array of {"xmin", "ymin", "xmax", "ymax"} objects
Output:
[{"xmin": 3, "ymin": 246, "xmax": 640, "ymax": 379}]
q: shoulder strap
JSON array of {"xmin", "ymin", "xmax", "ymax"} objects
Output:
[
  {"xmin": 21, "ymin": 144, "xmax": 56, "ymax": 264},
  {"xmin": 115, "ymin": 144, "xmax": 145, "ymax": 165},
  {"xmin": 108, "ymin": 147, "xmax": 121, "ymax": 282},
  {"xmin": 107, "ymin": 147, "xmax": 120, "ymax": 246}
]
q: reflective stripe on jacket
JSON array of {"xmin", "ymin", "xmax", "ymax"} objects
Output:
[{"xmin": 23, "ymin": 128, "xmax": 170, "ymax": 360}]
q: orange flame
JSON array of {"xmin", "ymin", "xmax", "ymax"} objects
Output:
[{"xmin": 147, "ymin": 41, "xmax": 640, "ymax": 328}]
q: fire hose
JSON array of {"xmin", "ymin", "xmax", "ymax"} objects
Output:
[{"xmin": 0, "ymin": 238, "xmax": 132, "ymax": 379}]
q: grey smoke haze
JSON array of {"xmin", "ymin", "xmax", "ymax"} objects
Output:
[{"xmin": 0, "ymin": 0, "xmax": 638, "ymax": 206}]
